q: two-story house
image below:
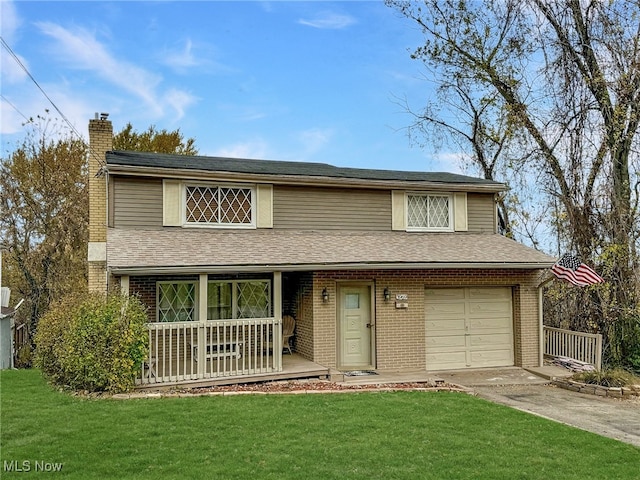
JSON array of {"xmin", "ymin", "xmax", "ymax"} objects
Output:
[{"xmin": 87, "ymin": 116, "xmax": 555, "ymax": 387}]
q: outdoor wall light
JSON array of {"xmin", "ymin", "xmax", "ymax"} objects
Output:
[
  {"xmin": 383, "ymin": 287, "xmax": 390, "ymax": 302},
  {"xmin": 322, "ymin": 288, "xmax": 329, "ymax": 303}
]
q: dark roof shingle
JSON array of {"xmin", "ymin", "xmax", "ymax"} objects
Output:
[{"xmin": 106, "ymin": 150, "xmax": 506, "ymax": 187}]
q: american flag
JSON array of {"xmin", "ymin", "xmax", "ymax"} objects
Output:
[{"xmin": 551, "ymin": 254, "xmax": 604, "ymax": 287}]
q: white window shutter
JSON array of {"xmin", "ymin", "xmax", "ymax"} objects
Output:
[
  {"xmin": 163, "ymin": 180, "xmax": 182, "ymax": 226},
  {"xmin": 453, "ymin": 192, "xmax": 468, "ymax": 231},
  {"xmin": 256, "ymin": 184, "xmax": 273, "ymax": 228},
  {"xmin": 391, "ymin": 190, "xmax": 406, "ymax": 231}
]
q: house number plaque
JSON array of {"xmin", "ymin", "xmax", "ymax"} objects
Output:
[{"xmin": 395, "ymin": 294, "xmax": 408, "ymax": 309}]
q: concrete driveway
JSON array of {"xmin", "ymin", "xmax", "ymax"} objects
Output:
[{"xmin": 436, "ymin": 367, "xmax": 640, "ymax": 448}]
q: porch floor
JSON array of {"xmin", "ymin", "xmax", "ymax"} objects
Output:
[{"xmin": 136, "ymin": 353, "xmax": 329, "ymax": 390}]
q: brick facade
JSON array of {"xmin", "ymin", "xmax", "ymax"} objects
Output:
[
  {"xmin": 122, "ymin": 268, "xmax": 543, "ymax": 371},
  {"xmin": 87, "ymin": 117, "xmax": 112, "ymax": 293},
  {"xmin": 307, "ymin": 268, "xmax": 542, "ymax": 370}
]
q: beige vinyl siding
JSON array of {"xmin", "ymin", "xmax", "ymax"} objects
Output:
[
  {"xmin": 273, "ymin": 186, "xmax": 392, "ymax": 230},
  {"xmin": 113, "ymin": 177, "xmax": 163, "ymax": 229},
  {"xmin": 467, "ymin": 193, "xmax": 496, "ymax": 233}
]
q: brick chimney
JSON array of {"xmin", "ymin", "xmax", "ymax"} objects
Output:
[{"xmin": 87, "ymin": 113, "xmax": 113, "ymax": 293}]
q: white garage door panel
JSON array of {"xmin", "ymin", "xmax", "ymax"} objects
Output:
[
  {"xmin": 426, "ymin": 288, "xmax": 466, "ymax": 300},
  {"xmin": 469, "ymin": 304, "xmax": 511, "ymax": 318},
  {"xmin": 425, "ymin": 287, "xmax": 514, "ymax": 370},
  {"xmin": 470, "ymin": 333, "xmax": 512, "ymax": 348},
  {"xmin": 469, "ymin": 349, "xmax": 513, "ymax": 366},
  {"xmin": 426, "ymin": 303, "xmax": 466, "ymax": 316},
  {"xmin": 469, "ymin": 317, "xmax": 512, "ymax": 334},
  {"xmin": 469, "ymin": 287, "xmax": 512, "ymax": 300},
  {"xmin": 426, "ymin": 335, "xmax": 467, "ymax": 348},
  {"xmin": 425, "ymin": 319, "xmax": 466, "ymax": 334},
  {"xmin": 426, "ymin": 351, "xmax": 467, "ymax": 369}
]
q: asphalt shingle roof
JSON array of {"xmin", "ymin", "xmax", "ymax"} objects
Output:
[
  {"xmin": 107, "ymin": 229, "xmax": 555, "ymax": 273},
  {"xmin": 106, "ymin": 150, "xmax": 506, "ymax": 187}
]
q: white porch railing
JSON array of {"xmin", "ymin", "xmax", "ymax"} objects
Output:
[
  {"xmin": 543, "ymin": 326, "xmax": 602, "ymax": 370},
  {"xmin": 137, "ymin": 317, "xmax": 282, "ymax": 386}
]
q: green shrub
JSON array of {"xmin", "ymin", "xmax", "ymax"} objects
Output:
[
  {"xmin": 571, "ymin": 368, "xmax": 640, "ymax": 388},
  {"xmin": 14, "ymin": 343, "xmax": 33, "ymax": 368},
  {"xmin": 35, "ymin": 293, "xmax": 148, "ymax": 393}
]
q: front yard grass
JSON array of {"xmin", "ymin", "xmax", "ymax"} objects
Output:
[{"xmin": 1, "ymin": 369, "xmax": 638, "ymax": 479}]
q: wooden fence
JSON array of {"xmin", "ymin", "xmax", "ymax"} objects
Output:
[{"xmin": 543, "ymin": 326, "xmax": 602, "ymax": 370}]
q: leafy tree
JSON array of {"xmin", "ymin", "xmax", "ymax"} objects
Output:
[
  {"xmin": 0, "ymin": 114, "xmax": 88, "ymax": 340},
  {"xmin": 113, "ymin": 123, "xmax": 198, "ymax": 154},
  {"xmin": 387, "ymin": 0, "xmax": 640, "ymax": 368},
  {"xmin": 1, "ymin": 114, "xmax": 198, "ymax": 360}
]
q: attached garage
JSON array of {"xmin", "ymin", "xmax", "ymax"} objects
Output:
[{"xmin": 425, "ymin": 287, "xmax": 514, "ymax": 370}]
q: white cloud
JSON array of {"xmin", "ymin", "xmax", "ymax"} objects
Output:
[
  {"xmin": 162, "ymin": 39, "xmax": 199, "ymax": 69},
  {"xmin": 163, "ymin": 88, "xmax": 198, "ymax": 120},
  {"xmin": 0, "ymin": 81, "xmax": 95, "ymax": 139},
  {"xmin": 36, "ymin": 21, "xmax": 163, "ymax": 114},
  {"xmin": 298, "ymin": 12, "xmax": 356, "ymax": 30},
  {"xmin": 35, "ymin": 21, "xmax": 199, "ymax": 121},
  {"xmin": 0, "ymin": 0, "xmax": 28, "ymax": 84},
  {"xmin": 213, "ymin": 139, "xmax": 270, "ymax": 159},
  {"xmin": 429, "ymin": 151, "xmax": 469, "ymax": 174},
  {"xmin": 159, "ymin": 38, "xmax": 234, "ymax": 75},
  {"xmin": 297, "ymin": 127, "xmax": 333, "ymax": 156},
  {"xmin": 0, "ymin": 0, "xmax": 20, "ymax": 41}
]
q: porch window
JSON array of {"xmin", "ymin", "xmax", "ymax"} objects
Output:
[
  {"xmin": 407, "ymin": 193, "xmax": 453, "ymax": 232},
  {"xmin": 157, "ymin": 282, "xmax": 197, "ymax": 322},
  {"xmin": 185, "ymin": 185, "xmax": 254, "ymax": 227},
  {"xmin": 207, "ymin": 280, "xmax": 271, "ymax": 320}
]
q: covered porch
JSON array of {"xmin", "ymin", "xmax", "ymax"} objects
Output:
[
  {"xmin": 137, "ymin": 346, "xmax": 328, "ymax": 389},
  {"xmin": 128, "ymin": 271, "xmax": 327, "ymax": 388}
]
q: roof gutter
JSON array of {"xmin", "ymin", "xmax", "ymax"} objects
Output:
[
  {"xmin": 110, "ymin": 261, "xmax": 554, "ymax": 276},
  {"xmin": 104, "ymin": 164, "xmax": 508, "ymax": 193}
]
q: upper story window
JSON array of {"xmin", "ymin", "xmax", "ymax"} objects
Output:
[
  {"xmin": 185, "ymin": 185, "xmax": 254, "ymax": 227},
  {"xmin": 406, "ymin": 193, "xmax": 453, "ymax": 232}
]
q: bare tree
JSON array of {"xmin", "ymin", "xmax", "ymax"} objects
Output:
[{"xmin": 387, "ymin": 0, "xmax": 640, "ymax": 368}]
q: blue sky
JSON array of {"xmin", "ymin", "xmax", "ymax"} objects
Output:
[{"xmin": 1, "ymin": 0, "xmax": 462, "ymax": 173}]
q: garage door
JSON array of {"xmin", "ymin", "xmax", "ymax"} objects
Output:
[{"xmin": 425, "ymin": 287, "xmax": 513, "ymax": 370}]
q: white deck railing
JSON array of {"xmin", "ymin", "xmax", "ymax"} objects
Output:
[
  {"xmin": 137, "ymin": 317, "xmax": 282, "ymax": 386},
  {"xmin": 543, "ymin": 326, "xmax": 602, "ymax": 370}
]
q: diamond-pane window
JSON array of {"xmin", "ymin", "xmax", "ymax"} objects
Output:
[
  {"xmin": 407, "ymin": 194, "xmax": 452, "ymax": 231},
  {"xmin": 157, "ymin": 282, "xmax": 197, "ymax": 322},
  {"xmin": 237, "ymin": 281, "xmax": 271, "ymax": 318},
  {"xmin": 185, "ymin": 185, "xmax": 253, "ymax": 226},
  {"xmin": 208, "ymin": 280, "xmax": 271, "ymax": 320}
]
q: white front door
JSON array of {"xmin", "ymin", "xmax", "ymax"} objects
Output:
[{"xmin": 338, "ymin": 285, "xmax": 374, "ymax": 369}]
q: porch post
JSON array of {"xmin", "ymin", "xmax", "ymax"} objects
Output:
[
  {"xmin": 538, "ymin": 287, "xmax": 544, "ymax": 367},
  {"xmin": 120, "ymin": 275, "xmax": 129, "ymax": 296},
  {"xmin": 198, "ymin": 274, "xmax": 208, "ymax": 371},
  {"xmin": 273, "ymin": 271, "xmax": 282, "ymax": 371}
]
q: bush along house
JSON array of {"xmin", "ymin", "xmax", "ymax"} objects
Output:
[{"xmin": 87, "ymin": 115, "xmax": 555, "ymax": 388}]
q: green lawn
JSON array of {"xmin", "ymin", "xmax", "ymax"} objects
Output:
[{"xmin": 1, "ymin": 370, "xmax": 638, "ymax": 479}]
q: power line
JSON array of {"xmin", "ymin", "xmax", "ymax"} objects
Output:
[
  {"xmin": 0, "ymin": 35, "xmax": 106, "ymax": 168},
  {"xmin": 0, "ymin": 94, "xmax": 30, "ymax": 124}
]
